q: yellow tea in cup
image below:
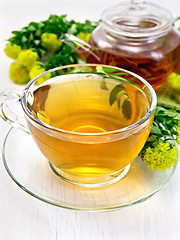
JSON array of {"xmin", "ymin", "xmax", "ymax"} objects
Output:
[{"xmin": 24, "ymin": 64, "xmax": 156, "ymax": 187}]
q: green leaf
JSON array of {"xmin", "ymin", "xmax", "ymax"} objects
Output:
[
  {"xmin": 102, "ymin": 67, "xmax": 117, "ymax": 73},
  {"xmin": 38, "ymin": 22, "xmax": 45, "ymax": 28},
  {"xmin": 35, "ymin": 29, "xmax": 42, "ymax": 37},
  {"xmin": 21, "ymin": 28, "xmax": 27, "ymax": 33},
  {"xmin": 38, "ymin": 48, "xmax": 47, "ymax": 56},
  {"xmin": 34, "ymin": 40, "xmax": 41, "ymax": 46},
  {"xmin": 116, "ymin": 89, "xmax": 127, "ymax": 108},
  {"xmin": 100, "ymin": 77, "xmax": 108, "ymax": 90},
  {"xmin": 117, "ymin": 97, "xmax": 121, "ymax": 109},
  {"xmin": 28, "ymin": 22, "xmax": 40, "ymax": 29},
  {"xmin": 147, "ymin": 135, "xmax": 157, "ymax": 142},
  {"xmin": 12, "ymin": 30, "xmax": 20, "ymax": 34},
  {"xmin": 28, "ymin": 25, "xmax": 37, "ymax": 31},
  {"xmin": 111, "ymin": 72, "xmax": 127, "ymax": 76},
  {"xmin": 22, "ymin": 35, "xmax": 27, "ymax": 43},
  {"xmin": 29, "ymin": 33, "xmax": 34, "ymax": 41},
  {"xmin": 122, "ymin": 98, "xmax": 132, "ymax": 119},
  {"xmin": 150, "ymin": 125, "xmax": 162, "ymax": 135},
  {"xmin": 109, "ymin": 84, "xmax": 125, "ymax": 106}
]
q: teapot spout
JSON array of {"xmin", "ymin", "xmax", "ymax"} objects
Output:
[{"xmin": 60, "ymin": 33, "xmax": 100, "ymax": 63}]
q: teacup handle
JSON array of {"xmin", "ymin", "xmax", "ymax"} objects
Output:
[{"xmin": 0, "ymin": 89, "xmax": 29, "ymax": 134}]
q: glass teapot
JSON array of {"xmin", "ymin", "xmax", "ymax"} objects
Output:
[{"xmin": 61, "ymin": 0, "xmax": 180, "ymax": 89}]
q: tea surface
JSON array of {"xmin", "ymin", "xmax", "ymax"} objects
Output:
[{"xmin": 30, "ymin": 74, "xmax": 149, "ymax": 132}]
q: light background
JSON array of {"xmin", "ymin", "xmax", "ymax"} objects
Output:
[{"xmin": 0, "ymin": 0, "xmax": 180, "ymax": 240}]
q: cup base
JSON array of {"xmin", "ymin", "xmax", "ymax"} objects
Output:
[{"xmin": 48, "ymin": 162, "xmax": 131, "ymax": 187}]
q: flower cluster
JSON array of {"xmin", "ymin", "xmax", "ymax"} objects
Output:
[
  {"xmin": 141, "ymin": 140, "xmax": 178, "ymax": 171},
  {"xmin": 17, "ymin": 49, "xmax": 39, "ymax": 70},
  {"xmin": 6, "ymin": 47, "xmax": 47, "ymax": 84},
  {"xmin": 141, "ymin": 106, "xmax": 180, "ymax": 171},
  {"xmin": 41, "ymin": 33, "xmax": 62, "ymax": 52},
  {"xmin": 29, "ymin": 65, "xmax": 51, "ymax": 85},
  {"xmin": 4, "ymin": 15, "xmax": 99, "ymax": 85},
  {"xmin": 76, "ymin": 32, "xmax": 91, "ymax": 43},
  {"xmin": 9, "ymin": 62, "xmax": 29, "ymax": 84},
  {"xmin": 168, "ymin": 72, "xmax": 180, "ymax": 90},
  {"xmin": 4, "ymin": 43, "xmax": 21, "ymax": 59},
  {"xmin": 157, "ymin": 72, "xmax": 180, "ymax": 104}
]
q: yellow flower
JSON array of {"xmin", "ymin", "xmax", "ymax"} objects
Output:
[
  {"xmin": 141, "ymin": 140, "xmax": 178, "ymax": 171},
  {"xmin": 156, "ymin": 80, "xmax": 173, "ymax": 97},
  {"xmin": 29, "ymin": 65, "xmax": 51, "ymax": 84},
  {"xmin": 17, "ymin": 49, "xmax": 39, "ymax": 70},
  {"xmin": 76, "ymin": 32, "xmax": 91, "ymax": 43},
  {"xmin": 4, "ymin": 43, "xmax": 21, "ymax": 59},
  {"xmin": 167, "ymin": 72, "xmax": 180, "ymax": 90},
  {"xmin": 9, "ymin": 61, "xmax": 29, "ymax": 84},
  {"xmin": 41, "ymin": 33, "xmax": 61, "ymax": 52}
]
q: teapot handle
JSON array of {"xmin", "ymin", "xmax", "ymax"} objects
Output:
[{"xmin": 0, "ymin": 89, "xmax": 29, "ymax": 134}]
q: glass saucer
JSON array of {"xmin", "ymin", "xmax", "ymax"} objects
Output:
[{"xmin": 2, "ymin": 127, "xmax": 177, "ymax": 212}]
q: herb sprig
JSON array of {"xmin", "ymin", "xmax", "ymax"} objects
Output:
[
  {"xmin": 4, "ymin": 15, "xmax": 100, "ymax": 84},
  {"xmin": 145, "ymin": 106, "xmax": 180, "ymax": 147},
  {"xmin": 9, "ymin": 15, "xmax": 99, "ymax": 60},
  {"xmin": 141, "ymin": 106, "xmax": 180, "ymax": 171}
]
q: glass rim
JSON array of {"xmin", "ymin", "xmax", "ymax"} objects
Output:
[{"xmin": 21, "ymin": 63, "xmax": 157, "ymax": 136}]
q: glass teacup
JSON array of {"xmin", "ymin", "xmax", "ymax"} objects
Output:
[{"xmin": 0, "ymin": 64, "xmax": 157, "ymax": 187}]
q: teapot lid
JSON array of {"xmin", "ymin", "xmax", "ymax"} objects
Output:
[{"xmin": 101, "ymin": 0, "xmax": 173, "ymax": 39}]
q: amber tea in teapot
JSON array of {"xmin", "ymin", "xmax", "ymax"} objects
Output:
[{"xmin": 89, "ymin": 26, "xmax": 180, "ymax": 89}]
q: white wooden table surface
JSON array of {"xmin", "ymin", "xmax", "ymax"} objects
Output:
[{"xmin": 0, "ymin": 0, "xmax": 180, "ymax": 239}]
